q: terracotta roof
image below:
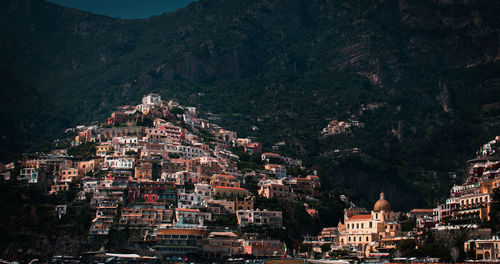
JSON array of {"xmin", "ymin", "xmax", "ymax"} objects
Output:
[
  {"xmin": 295, "ymin": 177, "xmax": 311, "ymax": 181},
  {"xmin": 214, "ymin": 186, "xmax": 249, "ymax": 191},
  {"xmin": 374, "ymin": 192, "xmax": 391, "ymax": 212},
  {"xmin": 157, "ymin": 228, "xmax": 206, "ymax": 235},
  {"xmin": 262, "ymin": 152, "xmax": 281, "ymax": 156},
  {"xmin": 176, "ymin": 208, "xmax": 200, "ymax": 212},
  {"xmin": 209, "ymin": 231, "xmax": 238, "ymax": 237},
  {"xmin": 349, "ymin": 214, "xmax": 372, "ymax": 220},
  {"xmin": 217, "ymin": 174, "xmax": 236, "ymax": 178},
  {"xmin": 410, "ymin": 209, "xmax": 434, "ymax": 213}
]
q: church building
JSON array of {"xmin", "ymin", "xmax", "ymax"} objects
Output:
[{"xmin": 338, "ymin": 192, "xmax": 401, "ymax": 253}]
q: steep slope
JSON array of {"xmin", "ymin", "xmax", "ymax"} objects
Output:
[
  {"xmin": 1, "ymin": 0, "xmax": 499, "ymax": 207},
  {"xmin": 0, "ymin": 66, "xmax": 69, "ymax": 161}
]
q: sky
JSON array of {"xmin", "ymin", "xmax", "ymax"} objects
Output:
[{"xmin": 47, "ymin": 0, "xmax": 198, "ymax": 19}]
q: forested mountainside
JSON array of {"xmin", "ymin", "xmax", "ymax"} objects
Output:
[{"xmin": 1, "ymin": 0, "xmax": 499, "ymax": 208}]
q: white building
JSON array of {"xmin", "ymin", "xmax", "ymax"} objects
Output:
[
  {"xmin": 137, "ymin": 93, "xmax": 162, "ymax": 114},
  {"xmin": 161, "ymin": 142, "xmax": 207, "ymax": 159},
  {"xmin": 142, "ymin": 93, "xmax": 162, "ymax": 106},
  {"xmin": 104, "ymin": 156, "xmax": 135, "ymax": 170},
  {"xmin": 175, "ymin": 208, "xmax": 212, "ymax": 226},
  {"xmin": 146, "ymin": 125, "xmax": 184, "ymax": 142},
  {"xmin": 236, "ymin": 209, "xmax": 283, "ymax": 228},
  {"xmin": 162, "ymin": 171, "xmax": 186, "ymax": 185},
  {"xmin": 19, "ymin": 168, "xmax": 38, "ymax": 183},
  {"xmin": 177, "ymin": 183, "xmax": 212, "ymax": 209}
]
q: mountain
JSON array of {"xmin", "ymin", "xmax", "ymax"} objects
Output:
[{"xmin": 1, "ymin": 0, "xmax": 499, "ymax": 208}]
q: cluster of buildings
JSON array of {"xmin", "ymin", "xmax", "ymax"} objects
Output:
[
  {"xmin": 296, "ymin": 137, "xmax": 500, "ymax": 261},
  {"xmin": 300, "ymin": 192, "xmax": 408, "ymax": 259},
  {"xmin": 434, "ymin": 136, "xmax": 500, "ymax": 261},
  {"xmin": 321, "ymin": 118, "xmax": 363, "ymax": 136},
  {"xmin": 2, "ymin": 94, "xmax": 326, "ymax": 259},
  {"xmin": 2, "ymin": 92, "xmax": 498, "ymax": 261}
]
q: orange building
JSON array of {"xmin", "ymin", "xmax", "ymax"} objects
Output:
[
  {"xmin": 306, "ymin": 175, "xmax": 321, "ymax": 189},
  {"xmin": 213, "ymin": 186, "xmax": 250, "ymax": 198},
  {"xmin": 235, "ymin": 196, "xmax": 255, "ymax": 211},
  {"xmin": 291, "ymin": 177, "xmax": 314, "ymax": 194},
  {"xmin": 119, "ymin": 206, "xmax": 172, "ymax": 227},
  {"xmin": 210, "ymin": 174, "xmax": 240, "ymax": 188},
  {"xmin": 134, "ymin": 162, "xmax": 153, "ymax": 182},
  {"xmin": 60, "ymin": 168, "xmax": 80, "ymax": 182}
]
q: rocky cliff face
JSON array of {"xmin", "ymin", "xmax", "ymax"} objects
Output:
[{"xmin": 3, "ymin": 0, "xmax": 498, "ymax": 89}]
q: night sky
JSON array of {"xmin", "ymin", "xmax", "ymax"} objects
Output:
[{"xmin": 47, "ymin": 0, "xmax": 198, "ymax": 19}]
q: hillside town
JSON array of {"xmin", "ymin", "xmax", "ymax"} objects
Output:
[{"xmin": 0, "ymin": 94, "xmax": 499, "ymax": 263}]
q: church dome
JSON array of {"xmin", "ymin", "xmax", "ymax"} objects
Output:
[{"xmin": 373, "ymin": 192, "xmax": 391, "ymax": 212}]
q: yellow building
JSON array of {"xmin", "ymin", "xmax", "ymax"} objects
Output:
[
  {"xmin": 210, "ymin": 174, "xmax": 240, "ymax": 188},
  {"xmin": 96, "ymin": 145, "xmax": 113, "ymax": 157},
  {"xmin": 465, "ymin": 237, "xmax": 500, "ymax": 261},
  {"xmin": 339, "ymin": 192, "xmax": 401, "ymax": 252}
]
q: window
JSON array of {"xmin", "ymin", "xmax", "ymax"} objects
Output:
[{"xmin": 369, "ymin": 222, "xmax": 372, "ymax": 228}]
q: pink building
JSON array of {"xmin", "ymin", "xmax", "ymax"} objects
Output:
[
  {"xmin": 241, "ymin": 239, "xmax": 283, "ymax": 257},
  {"xmin": 107, "ymin": 111, "xmax": 126, "ymax": 125},
  {"xmin": 291, "ymin": 177, "xmax": 314, "ymax": 194},
  {"xmin": 258, "ymin": 180, "xmax": 292, "ymax": 200}
]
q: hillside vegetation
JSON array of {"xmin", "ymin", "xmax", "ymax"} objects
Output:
[{"xmin": 1, "ymin": 0, "xmax": 499, "ymax": 208}]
